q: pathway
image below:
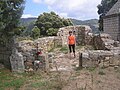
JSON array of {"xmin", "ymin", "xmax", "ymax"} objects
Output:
[{"xmin": 50, "ymin": 51, "xmax": 80, "ymax": 71}]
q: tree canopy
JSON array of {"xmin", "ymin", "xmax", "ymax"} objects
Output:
[
  {"xmin": 35, "ymin": 12, "xmax": 73, "ymax": 36},
  {"xmin": 0, "ymin": 0, "xmax": 25, "ymax": 44},
  {"xmin": 97, "ymin": 0, "xmax": 118, "ymax": 31},
  {"xmin": 31, "ymin": 26, "xmax": 40, "ymax": 39}
]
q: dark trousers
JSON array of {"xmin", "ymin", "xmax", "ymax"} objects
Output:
[{"xmin": 69, "ymin": 44, "xmax": 75, "ymax": 53}]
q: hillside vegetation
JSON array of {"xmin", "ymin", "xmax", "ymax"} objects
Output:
[
  {"xmin": 20, "ymin": 12, "xmax": 73, "ymax": 37},
  {"xmin": 20, "ymin": 17, "xmax": 99, "ymax": 37}
]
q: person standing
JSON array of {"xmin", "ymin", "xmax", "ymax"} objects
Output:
[{"xmin": 68, "ymin": 31, "xmax": 76, "ymax": 58}]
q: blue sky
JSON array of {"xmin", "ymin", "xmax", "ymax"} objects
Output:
[{"xmin": 22, "ymin": 0, "xmax": 102, "ymax": 20}]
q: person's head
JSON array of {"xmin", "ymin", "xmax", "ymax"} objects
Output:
[{"xmin": 69, "ymin": 31, "xmax": 72, "ymax": 35}]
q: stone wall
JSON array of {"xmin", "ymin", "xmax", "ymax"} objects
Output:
[
  {"xmin": 17, "ymin": 36, "xmax": 62, "ymax": 56},
  {"xmin": 89, "ymin": 33, "xmax": 120, "ymax": 50},
  {"xmin": 81, "ymin": 33, "xmax": 120, "ymax": 67},
  {"xmin": 16, "ymin": 36, "xmax": 62, "ymax": 72},
  {"xmin": 34, "ymin": 37, "xmax": 62, "ymax": 51},
  {"xmin": 17, "ymin": 36, "xmax": 61, "ymax": 60},
  {"xmin": 103, "ymin": 16, "xmax": 120, "ymax": 41},
  {"xmin": 82, "ymin": 50, "xmax": 120, "ymax": 67},
  {"xmin": 57, "ymin": 25, "xmax": 92, "ymax": 46},
  {"xmin": 90, "ymin": 34, "xmax": 106, "ymax": 50},
  {"xmin": 0, "ymin": 36, "xmax": 61, "ymax": 72}
]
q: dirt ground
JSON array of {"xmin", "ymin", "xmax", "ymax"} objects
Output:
[
  {"xmin": 1, "ymin": 46, "xmax": 120, "ymax": 90},
  {"xmin": 52, "ymin": 47, "xmax": 120, "ymax": 90},
  {"xmin": 20, "ymin": 46, "xmax": 120, "ymax": 90}
]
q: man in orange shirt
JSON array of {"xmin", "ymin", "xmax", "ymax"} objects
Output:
[{"xmin": 68, "ymin": 31, "xmax": 76, "ymax": 58}]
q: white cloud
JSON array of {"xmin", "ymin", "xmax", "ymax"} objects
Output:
[
  {"xmin": 33, "ymin": 0, "xmax": 42, "ymax": 3},
  {"xmin": 21, "ymin": 14, "xmax": 37, "ymax": 18},
  {"xmin": 43, "ymin": 0, "xmax": 102, "ymax": 20},
  {"xmin": 59, "ymin": 13, "xmax": 68, "ymax": 18}
]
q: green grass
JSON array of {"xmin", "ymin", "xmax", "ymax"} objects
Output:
[
  {"xmin": 31, "ymin": 80, "xmax": 47, "ymax": 88},
  {"xmin": 98, "ymin": 71, "xmax": 106, "ymax": 75},
  {"xmin": 60, "ymin": 46, "xmax": 68, "ymax": 54},
  {"xmin": 76, "ymin": 45, "xmax": 95, "ymax": 50},
  {"xmin": 76, "ymin": 45, "xmax": 83, "ymax": 50},
  {"xmin": 16, "ymin": 36, "xmax": 34, "ymax": 41},
  {"xmin": 0, "ymin": 78, "xmax": 25, "ymax": 88},
  {"xmin": 0, "ymin": 68, "xmax": 26, "ymax": 90},
  {"xmin": 48, "ymin": 47, "xmax": 55, "ymax": 52},
  {"xmin": 0, "ymin": 68, "xmax": 65, "ymax": 90},
  {"xmin": 86, "ymin": 67, "xmax": 96, "ymax": 72}
]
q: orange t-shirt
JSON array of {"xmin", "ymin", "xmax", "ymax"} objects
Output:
[{"xmin": 68, "ymin": 35, "xmax": 75, "ymax": 45}]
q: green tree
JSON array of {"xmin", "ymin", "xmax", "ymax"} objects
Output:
[
  {"xmin": 31, "ymin": 26, "xmax": 40, "ymax": 39},
  {"xmin": 0, "ymin": 0, "xmax": 25, "ymax": 69},
  {"xmin": 23, "ymin": 21, "xmax": 35, "ymax": 36},
  {"xmin": 0, "ymin": 0, "xmax": 25, "ymax": 44},
  {"xmin": 13, "ymin": 26, "xmax": 26, "ymax": 36},
  {"xmin": 35, "ymin": 11, "xmax": 73, "ymax": 36},
  {"xmin": 47, "ymin": 28, "xmax": 58, "ymax": 36},
  {"xmin": 97, "ymin": 0, "xmax": 118, "ymax": 31}
]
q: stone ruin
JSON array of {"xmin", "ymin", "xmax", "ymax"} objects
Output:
[
  {"xmin": 9, "ymin": 25, "xmax": 92, "ymax": 72},
  {"xmin": 9, "ymin": 36, "xmax": 62, "ymax": 72},
  {"xmin": 1, "ymin": 25, "xmax": 120, "ymax": 72},
  {"xmin": 81, "ymin": 33, "xmax": 120, "ymax": 67},
  {"xmin": 57, "ymin": 25, "xmax": 92, "ymax": 46}
]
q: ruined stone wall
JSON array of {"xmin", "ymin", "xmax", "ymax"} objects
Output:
[
  {"xmin": 82, "ymin": 50, "xmax": 120, "ymax": 67},
  {"xmin": 34, "ymin": 37, "xmax": 62, "ymax": 51},
  {"xmin": 81, "ymin": 33, "xmax": 120, "ymax": 67},
  {"xmin": 103, "ymin": 16, "xmax": 120, "ymax": 41},
  {"xmin": 16, "ymin": 36, "xmax": 62, "ymax": 61},
  {"xmin": 89, "ymin": 33, "xmax": 120, "ymax": 50},
  {"xmin": 90, "ymin": 35, "xmax": 106, "ymax": 50},
  {"xmin": 0, "ymin": 36, "xmax": 62, "ymax": 72},
  {"xmin": 57, "ymin": 25, "xmax": 92, "ymax": 46}
]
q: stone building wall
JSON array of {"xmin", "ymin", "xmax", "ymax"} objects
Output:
[
  {"xmin": 82, "ymin": 49, "xmax": 120, "ymax": 67},
  {"xmin": 57, "ymin": 25, "xmax": 92, "ymax": 46},
  {"xmin": 103, "ymin": 16, "xmax": 120, "ymax": 41},
  {"xmin": 16, "ymin": 36, "xmax": 62, "ymax": 62},
  {"xmin": 0, "ymin": 36, "xmax": 62, "ymax": 72}
]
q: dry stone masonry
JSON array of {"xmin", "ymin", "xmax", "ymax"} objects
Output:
[
  {"xmin": 57, "ymin": 25, "xmax": 92, "ymax": 46},
  {"xmin": 1, "ymin": 25, "xmax": 120, "ymax": 72},
  {"xmin": 81, "ymin": 33, "xmax": 120, "ymax": 67}
]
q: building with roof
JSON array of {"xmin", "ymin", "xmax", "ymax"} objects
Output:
[{"xmin": 103, "ymin": 0, "xmax": 120, "ymax": 41}]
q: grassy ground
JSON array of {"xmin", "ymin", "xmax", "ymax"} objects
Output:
[
  {"xmin": 0, "ymin": 68, "xmax": 25, "ymax": 90},
  {"xmin": 0, "ymin": 66, "xmax": 120, "ymax": 90},
  {"xmin": 0, "ymin": 45, "xmax": 120, "ymax": 90},
  {"xmin": 0, "ymin": 68, "xmax": 67, "ymax": 90}
]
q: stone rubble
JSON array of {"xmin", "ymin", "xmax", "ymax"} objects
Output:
[
  {"xmin": 81, "ymin": 33, "xmax": 120, "ymax": 67},
  {"xmin": 2, "ymin": 25, "xmax": 120, "ymax": 72},
  {"xmin": 57, "ymin": 25, "xmax": 92, "ymax": 46}
]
